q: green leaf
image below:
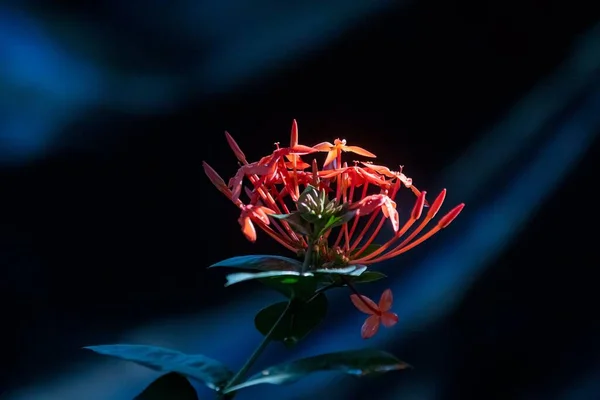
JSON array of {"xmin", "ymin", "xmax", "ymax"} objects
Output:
[
  {"xmin": 223, "ymin": 349, "xmax": 410, "ymax": 393},
  {"xmin": 350, "ymin": 244, "xmax": 382, "ymax": 258},
  {"xmin": 225, "ymin": 270, "xmax": 307, "ymax": 287},
  {"xmin": 209, "ymin": 255, "xmax": 302, "ymax": 271},
  {"xmin": 134, "ymin": 373, "xmax": 198, "ymax": 400},
  {"xmin": 321, "ymin": 211, "xmax": 355, "ymax": 232},
  {"xmin": 254, "ymin": 294, "xmax": 328, "ymax": 346},
  {"xmin": 314, "ymin": 265, "xmax": 367, "ymax": 277},
  {"xmin": 269, "ymin": 212, "xmax": 311, "ymax": 236},
  {"xmin": 84, "ymin": 345, "xmax": 233, "ymax": 391},
  {"xmin": 259, "ymin": 275, "xmax": 318, "ymax": 300},
  {"xmin": 347, "ymin": 271, "xmax": 387, "ymax": 284}
]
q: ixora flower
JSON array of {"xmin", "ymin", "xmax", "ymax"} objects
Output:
[
  {"xmin": 203, "ymin": 119, "xmax": 465, "ymax": 339},
  {"xmin": 84, "ymin": 120, "xmax": 456, "ymax": 399},
  {"xmin": 351, "ymin": 289, "xmax": 398, "ymax": 339}
]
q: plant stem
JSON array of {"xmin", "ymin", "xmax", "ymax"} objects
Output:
[
  {"xmin": 223, "ymin": 237, "xmax": 314, "ymax": 397},
  {"xmin": 306, "ymin": 282, "xmax": 339, "ymax": 303},
  {"xmin": 223, "ymin": 299, "xmax": 293, "ymax": 394},
  {"xmin": 301, "ymin": 239, "xmax": 314, "ymax": 274}
]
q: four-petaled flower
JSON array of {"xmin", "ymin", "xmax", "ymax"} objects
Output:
[
  {"xmin": 350, "ymin": 289, "xmax": 399, "ymax": 339},
  {"xmin": 313, "ymin": 138, "xmax": 376, "ymax": 167}
]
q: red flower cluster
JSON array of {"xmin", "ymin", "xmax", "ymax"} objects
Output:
[
  {"xmin": 203, "ymin": 120, "xmax": 463, "ymax": 264},
  {"xmin": 203, "ymin": 120, "xmax": 464, "ymax": 339}
]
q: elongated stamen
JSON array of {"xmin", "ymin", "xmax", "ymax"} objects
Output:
[
  {"xmin": 341, "ymin": 177, "xmax": 357, "ymax": 250},
  {"xmin": 347, "ymin": 180, "xmax": 370, "ymax": 245},
  {"xmin": 351, "ymin": 194, "xmax": 424, "ymax": 263},
  {"xmin": 251, "ymin": 161, "xmax": 305, "ymax": 244},
  {"xmin": 349, "ymin": 207, "xmax": 380, "ymax": 251},
  {"xmin": 362, "ymin": 203, "xmax": 464, "ymax": 264},
  {"xmin": 290, "ymin": 120, "xmax": 300, "ymax": 199},
  {"xmin": 253, "ymin": 219, "xmax": 299, "ymax": 252},
  {"xmin": 247, "ymin": 175, "xmax": 298, "ymax": 243},
  {"xmin": 356, "ymin": 190, "xmax": 449, "ymax": 263},
  {"xmin": 335, "ymin": 167, "xmax": 343, "ymax": 203},
  {"xmin": 333, "ymin": 164, "xmax": 350, "ymax": 248},
  {"xmin": 353, "ymin": 179, "xmax": 402, "ymax": 257},
  {"xmin": 242, "ymin": 184, "xmax": 290, "ymax": 241}
]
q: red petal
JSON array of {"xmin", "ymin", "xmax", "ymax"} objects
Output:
[
  {"xmin": 361, "ymin": 315, "xmax": 380, "ymax": 339},
  {"xmin": 290, "ymin": 144, "xmax": 317, "ymax": 154},
  {"xmin": 360, "ymin": 162, "xmax": 396, "ymax": 178},
  {"xmin": 253, "ymin": 206, "xmax": 275, "ymax": 224},
  {"xmin": 381, "ymin": 312, "xmax": 399, "ymax": 328},
  {"xmin": 284, "ymin": 160, "xmax": 311, "ymax": 169},
  {"xmin": 383, "ymin": 199, "xmax": 400, "ymax": 232},
  {"xmin": 378, "ymin": 289, "xmax": 394, "ymax": 311},
  {"xmin": 312, "ymin": 142, "xmax": 334, "ymax": 152},
  {"xmin": 323, "ymin": 150, "xmax": 337, "ymax": 167},
  {"xmin": 343, "ymin": 145, "xmax": 376, "ymax": 158},
  {"xmin": 239, "ymin": 216, "xmax": 257, "ymax": 242},
  {"xmin": 350, "ymin": 294, "xmax": 379, "ymax": 315},
  {"xmin": 349, "ymin": 194, "xmax": 386, "ymax": 215}
]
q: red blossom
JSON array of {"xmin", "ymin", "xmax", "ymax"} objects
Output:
[
  {"xmin": 203, "ymin": 119, "xmax": 465, "ymax": 338},
  {"xmin": 350, "ymin": 289, "xmax": 399, "ymax": 339},
  {"xmin": 203, "ymin": 119, "xmax": 464, "ymax": 263}
]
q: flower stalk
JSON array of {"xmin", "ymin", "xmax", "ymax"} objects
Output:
[{"xmin": 223, "ymin": 299, "xmax": 294, "ymax": 396}]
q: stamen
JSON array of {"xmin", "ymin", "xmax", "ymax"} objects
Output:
[{"xmin": 352, "ymin": 190, "xmax": 427, "ymax": 263}]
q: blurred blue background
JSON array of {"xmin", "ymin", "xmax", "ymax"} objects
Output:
[{"xmin": 2, "ymin": 1, "xmax": 599, "ymax": 399}]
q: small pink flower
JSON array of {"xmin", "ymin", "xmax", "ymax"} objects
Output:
[{"xmin": 350, "ymin": 289, "xmax": 399, "ymax": 339}]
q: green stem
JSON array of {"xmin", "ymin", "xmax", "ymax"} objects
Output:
[
  {"xmin": 222, "ymin": 236, "xmax": 315, "ymax": 397},
  {"xmin": 306, "ymin": 281, "xmax": 339, "ymax": 303},
  {"xmin": 223, "ymin": 299, "xmax": 293, "ymax": 395},
  {"xmin": 301, "ymin": 239, "xmax": 314, "ymax": 274}
]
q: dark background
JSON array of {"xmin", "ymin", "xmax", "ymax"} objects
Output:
[{"xmin": 2, "ymin": 1, "xmax": 599, "ymax": 399}]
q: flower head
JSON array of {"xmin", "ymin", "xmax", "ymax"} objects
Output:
[
  {"xmin": 350, "ymin": 289, "xmax": 398, "ymax": 339},
  {"xmin": 203, "ymin": 120, "xmax": 464, "ymax": 263},
  {"xmin": 203, "ymin": 119, "xmax": 465, "ymax": 339}
]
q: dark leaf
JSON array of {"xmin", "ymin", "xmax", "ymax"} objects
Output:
[
  {"xmin": 321, "ymin": 211, "xmax": 356, "ymax": 232},
  {"xmin": 350, "ymin": 244, "xmax": 382, "ymax": 258},
  {"xmin": 269, "ymin": 213, "xmax": 294, "ymax": 219},
  {"xmin": 84, "ymin": 345, "xmax": 233, "ymax": 390},
  {"xmin": 209, "ymin": 255, "xmax": 302, "ymax": 271},
  {"xmin": 259, "ymin": 275, "xmax": 317, "ymax": 300},
  {"xmin": 254, "ymin": 294, "xmax": 328, "ymax": 346},
  {"xmin": 347, "ymin": 271, "xmax": 387, "ymax": 284},
  {"xmin": 314, "ymin": 265, "xmax": 367, "ymax": 277},
  {"xmin": 225, "ymin": 270, "xmax": 305, "ymax": 287},
  {"xmin": 269, "ymin": 213, "xmax": 311, "ymax": 235},
  {"xmin": 134, "ymin": 373, "xmax": 198, "ymax": 400},
  {"xmin": 223, "ymin": 349, "xmax": 410, "ymax": 393}
]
